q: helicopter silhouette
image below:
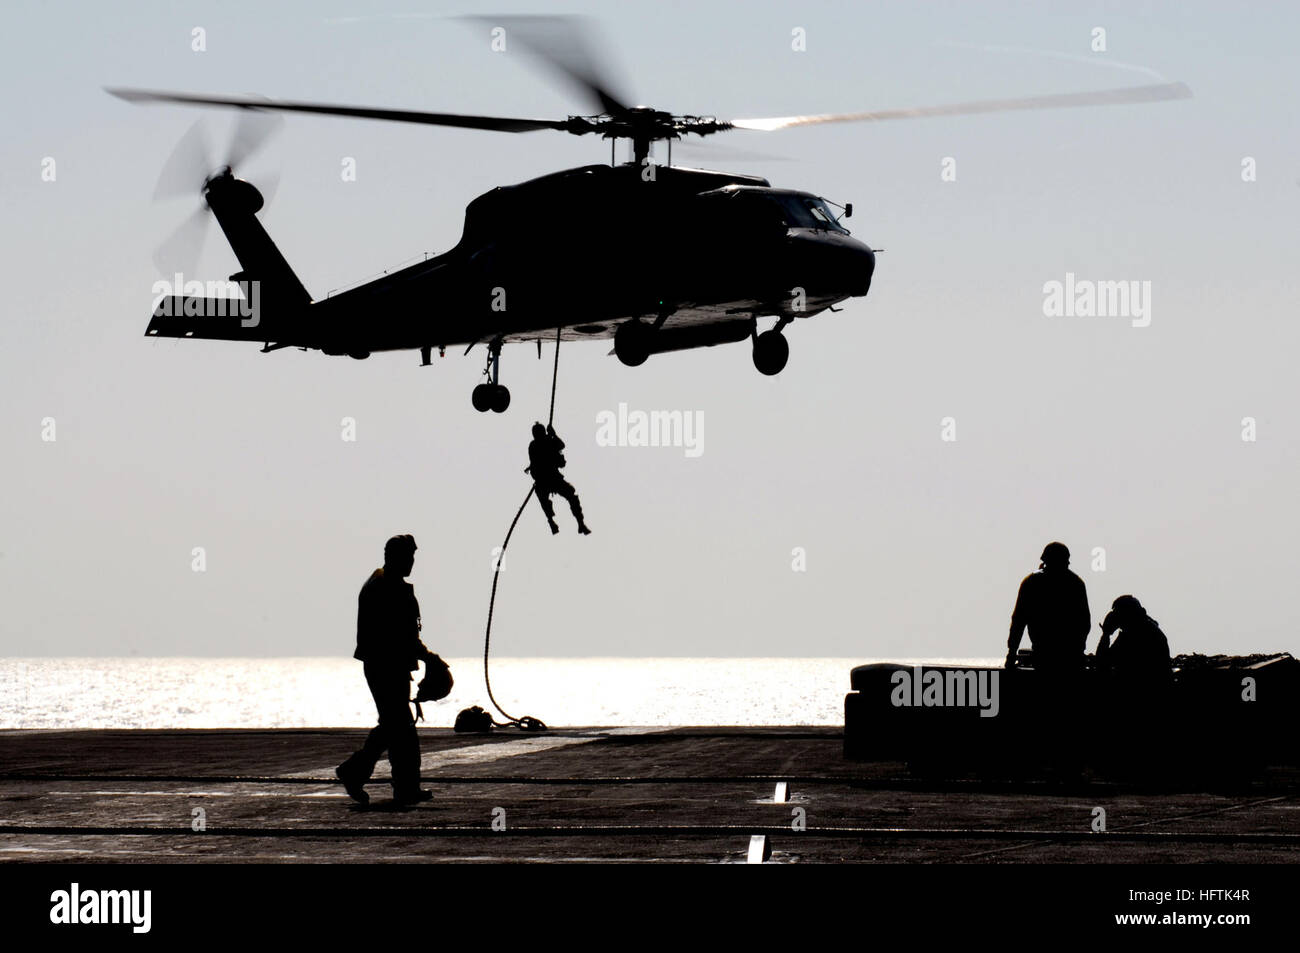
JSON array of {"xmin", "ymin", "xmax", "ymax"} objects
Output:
[{"xmin": 109, "ymin": 16, "xmax": 1189, "ymax": 413}]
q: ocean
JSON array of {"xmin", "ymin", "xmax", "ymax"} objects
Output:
[{"xmin": 0, "ymin": 657, "xmax": 999, "ymax": 729}]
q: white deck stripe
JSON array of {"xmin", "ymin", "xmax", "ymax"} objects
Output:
[{"xmin": 291, "ymin": 726, "xmax": 659, "ymax": 780}]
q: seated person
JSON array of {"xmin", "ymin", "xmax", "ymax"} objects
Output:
[
  {"xmin": 1096, "ymin": 594, "xmax": 1172, "ymax": 684},
  {"xmin": 1095, "ymin": 594, "xmax": 1173, "ymax": 775}
]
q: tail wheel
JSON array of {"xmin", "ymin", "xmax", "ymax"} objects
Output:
[{"xmin": 752, "ymin": 329, "xmax": 789, "ymax": 375}]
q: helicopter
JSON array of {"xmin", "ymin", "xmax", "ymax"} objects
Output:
[{"xmin": 109, "ymin": 17, "xmax": 1190, "ymax": 413}]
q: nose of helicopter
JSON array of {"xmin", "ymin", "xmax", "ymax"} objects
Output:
[
  {"xmin": 797, "ymin": 233, "xmax": 873, "ymax": 297},
  {"xmin": 848, "ymin": 239, "xmax": 875, "ymax": 297}
]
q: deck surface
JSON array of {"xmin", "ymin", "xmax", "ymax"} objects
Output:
[{"xmin": 1, "ymin": 727, "xmax": 1297, "ymax": 863}]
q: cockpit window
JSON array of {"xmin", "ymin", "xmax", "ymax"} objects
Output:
[
  {"xmin": 807, "ymin": 203, "xmax": 833, "ymax": 225},
  {"xmin": 724, "ymin": 189, "xmax": 851, "ymax": 234},
  {"xmin": 769, "ymin": 194, "xmax": 850, "ymax": 233}
]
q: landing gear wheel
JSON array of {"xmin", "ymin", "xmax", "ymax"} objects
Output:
[
  {"xmin": 472, "ymin": 383, "xmax": 511, "ymax": 413},
  {"xmin": 752, "ymin": 329, "xmax": 789, "ymax": 376},
  {"xmin": 473, "ymin": 338, "xmax": 511, "ymax": 412},
  {"xmin": 614, "ymin": 320, "xmax": 651, "ymax": 367}
]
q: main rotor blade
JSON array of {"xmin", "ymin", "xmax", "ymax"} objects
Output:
[
  {"xmin": 461, "ymin": 15, "xmax": 630, "ymax": 115},
  {"xmin": 729, "ymin": 81, "xmax": 1192, "ymax": 131},
  {"xmin": 153, "ymin": 118, "xmax": 212, "ymax": 200},
  {"xmin": 107, "ymin": 87, "xmax": 572, "ymax": 134}
]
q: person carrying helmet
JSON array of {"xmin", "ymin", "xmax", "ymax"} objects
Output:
[
  {"xmin": 1005, "ymin": 541, "xmax": 1091, "ymax": 673},
  {"xmin": 527, "ymin": 422, "xmax": 591, "ymax": 535},
  {"xmin": 336, "ymin": 534, "xmax": 437, "ymax": 807}
]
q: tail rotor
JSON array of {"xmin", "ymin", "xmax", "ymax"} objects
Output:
[{"xmin": 150, "ymin": 110, "xmax": 283, "ymax": 275}]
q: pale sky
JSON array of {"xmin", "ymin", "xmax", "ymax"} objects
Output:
[{"xmin": 3, "ymin": 0, "xmax": 1298, "ymax": 659}]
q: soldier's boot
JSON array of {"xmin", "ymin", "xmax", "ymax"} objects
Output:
[
  {"xmin": 569, "ymin": 495, "xmax": 591, "ymax": 535},
  {"xmin": 335, "ymin": 762, "xmax": 370, "ymax": 806}
]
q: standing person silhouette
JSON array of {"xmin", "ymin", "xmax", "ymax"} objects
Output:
[
  {"xmin": 1005, "ymin": 541, "xmax": 1091, "ymax": 777},
  {"xmin": 1005, "ymin": 542, "xmax": 1091, "ymax": 672},
  {"xmin": 336, "ymin": 534, "xmax": 435, "ymax": 807},
  {"xmin": 527, "ymin": 422, "xmax": 591, "ymax": 535}
]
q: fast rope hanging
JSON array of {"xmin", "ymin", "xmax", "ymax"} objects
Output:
[{"xmin": 479, "ymin": 327, "xmax": 562, "ymax": 731}]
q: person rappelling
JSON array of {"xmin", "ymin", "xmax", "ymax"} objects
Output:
[{"xmin": 526, "ymin": 422, "xmax": 591, "ymax": 535}]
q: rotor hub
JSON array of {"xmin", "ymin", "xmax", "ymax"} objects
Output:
[{"xmin": 574, "ymin": 107, "xmax": 729, "ymax": 163}]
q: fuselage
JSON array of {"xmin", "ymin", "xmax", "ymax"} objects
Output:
[{"xmin": 308, "ymin": 162, "xmax": 874, "ymax": 355}]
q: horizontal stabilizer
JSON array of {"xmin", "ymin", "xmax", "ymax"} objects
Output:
[{"xmin": 146, "ymin": 297, "xmax": 268, "ymax": 342}]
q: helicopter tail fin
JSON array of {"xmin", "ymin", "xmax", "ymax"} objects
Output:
[{"xmin": 205, "ymin": 174, "xmax": 312, "ymax": 310}]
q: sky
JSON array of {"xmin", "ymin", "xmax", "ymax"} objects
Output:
[{"xmin": 2, "ymin": 0, "xmax": 1298, "ymax": 660}]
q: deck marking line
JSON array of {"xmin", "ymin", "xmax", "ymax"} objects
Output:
[
  {"xmin": 957, "ymin": 793, "xmax": 1294, "ymax": 862},
  {"xmin": 289, "ymin": 727, "xmax": 658, "ymax": 780}
]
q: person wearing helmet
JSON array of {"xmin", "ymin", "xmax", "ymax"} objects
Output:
[
  {"xmin": 1005, "ymin": 542, "xmax": 1091, "ymax": 672},
  {"xmin": 527, "ymin": 422, "xmax": 591, "ymax": 535},
  {"xmin": 336, "ymin": 534, "xmax": 436, "ymax": 807}
]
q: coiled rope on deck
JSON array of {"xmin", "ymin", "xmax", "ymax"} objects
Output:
[{"xmin": 481, "ymin": 327, "xmax": 562, "ymax": 730}]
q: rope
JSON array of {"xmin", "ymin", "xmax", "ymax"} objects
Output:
[
  {"xmin": 547, "ymin": 326, "xmax": 561, "ymax": 426},
  {"xmin": 482, "ymin": 486, "xmax": 534, "ymax": 727},
  {"xmin": 480, "ymin": 328, "xmax": 563, "ymax": 731}
]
